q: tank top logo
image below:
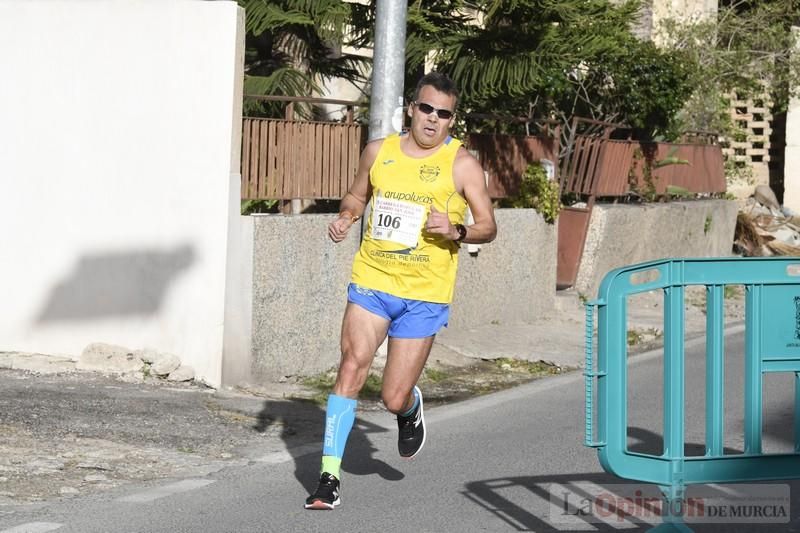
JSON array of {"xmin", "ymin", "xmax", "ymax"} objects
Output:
[{"xmin": 419, "ymin": 164, "xmax": 440, "ymax": 183}]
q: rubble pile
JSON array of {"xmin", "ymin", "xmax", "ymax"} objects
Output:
[
  {"xmin": 77, "ymin": 342, "xmax": 196, "ymax": 383},
  {"xmin": 735, "ymin": 185, "xmax": 800, "ymax": 257}
]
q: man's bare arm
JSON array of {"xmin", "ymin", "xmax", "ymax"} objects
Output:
[
  {"xmin": 328, "ymin": 140, "xmax": 381, "ymax": 243},
  {"xmin": 453, "ymin": 149, "xmax": 497, "ymax": 244}
]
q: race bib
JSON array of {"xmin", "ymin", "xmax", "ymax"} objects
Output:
[{"xmin": 370, "ymin": 196, "xmax": 426, "ymax": 248}]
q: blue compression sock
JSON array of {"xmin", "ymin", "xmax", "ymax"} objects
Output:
[{"xmin": 320, "ymin": 394, "xmax": 357, "ymax": 478}]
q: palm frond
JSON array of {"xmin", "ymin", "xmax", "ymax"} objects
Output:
[
  {"xmin": 238, "ymin": 0, "xmax": 364, "ymax": 98},
  {"xmin": 244, "ymin": 67, "xmax": 318, "ymax": 96}
]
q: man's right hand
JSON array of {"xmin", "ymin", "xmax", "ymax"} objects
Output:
[{"xmin": 328, "ymin": 213, "xmax": 357, "ymax": 243}]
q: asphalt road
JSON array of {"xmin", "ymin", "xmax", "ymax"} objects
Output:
[{"xmin": 2, "ymin": 330, "xmax": 799, "ymax": 533}]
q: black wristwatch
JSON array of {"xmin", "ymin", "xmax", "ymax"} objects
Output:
[{"xmin": 453, "ymin": 223, "xmax": 467, "ymax": 243}]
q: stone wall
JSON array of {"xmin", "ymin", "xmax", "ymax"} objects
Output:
[
  {"xmin": 574, "ymin": 200, "xmax": 738, "ymax": 298},
  {"xmin": 250, "ymin": 214, "xmax": 359, "ymax": 383},
  {"xmin": 452, "ymin": 209, "xmax": 557, "ymax": 327},
  {"xmin": 244, "ymin": 201, "xmax": 736, "ymax": 384},
  {"xmin": 248, "ymin": 210, "xmax": 556, "ymax": 382}
]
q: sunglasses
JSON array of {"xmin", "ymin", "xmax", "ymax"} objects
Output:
[{"xmin": 414, "ymin": 101, "xmax": 454, "ymax": 120}]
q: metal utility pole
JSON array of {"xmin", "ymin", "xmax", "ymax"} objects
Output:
[{"xmin": 368, "ymin": 0, "xmax": 408, "ymax": 142}]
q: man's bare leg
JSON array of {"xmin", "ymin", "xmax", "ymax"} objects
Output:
[
  {"xmin": 306, "ymin": 303, "xmax": 389, "ymax": 510},
  {"xmin": 382, "ymin": 336, "xmax": 435, "ymax": 458},
  {"xmin": 381, "ymin": 336, "xmax": 435, "ymax": 413},
  {"xmin": 333, "ymin": 303, "xmax": 390, "ymax": 397}
]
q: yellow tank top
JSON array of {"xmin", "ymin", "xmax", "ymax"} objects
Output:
[{"xmin": 351, "ymin": 133, "xmax": 467, "ymax": 303}]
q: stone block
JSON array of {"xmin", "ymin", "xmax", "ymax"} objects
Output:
[
  {"xmin": 77, "ymin": 343, "xmax": 143, "ymax": 374},
  {"xmin": 167, "ymin": 365, "xmax": 195, "ymax": 382},
  {"xmin": 150, "ymin": 353, "xmax": 181, "ymax": 376}
]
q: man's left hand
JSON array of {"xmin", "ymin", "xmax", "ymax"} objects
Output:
[{"xmin": 425, "ymin": 206, "xmax": 457, "ymax": 240}]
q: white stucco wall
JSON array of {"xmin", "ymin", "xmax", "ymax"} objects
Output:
[
  {"xmin": 783, "ymin": 27, "xmax": 800, "ymax": 213},
  {"xmin": 0, "ymin": 0, "xmax": 246, "ymax": 387}
]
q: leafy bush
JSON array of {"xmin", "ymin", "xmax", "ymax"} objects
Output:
[
  {"xmin": 499, "ymin": 163, "xmax": 561, "ymax": 223},
  {"xmin": 241, "ymin": 199, "xmax": 279, "ymax": 215}
]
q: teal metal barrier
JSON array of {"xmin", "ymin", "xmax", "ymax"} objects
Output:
[{"xmin": 584, "ymin": 257, "xmax": 800, "ymax": 529}]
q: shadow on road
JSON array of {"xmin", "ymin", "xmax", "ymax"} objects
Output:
[
  {"xmin": 254, "ymin": 399, "xmax": 403, "ymax": 494},
  {"xmin": 462, "ymin": 471, "xmax": 800, "ymax": 532},
  {"xmin": 627, "ymin": 427, "xmax": 744, "ymax": 457}
]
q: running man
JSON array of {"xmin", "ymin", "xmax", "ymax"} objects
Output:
[{"xmin": 305, "ymin": 72, "xmax": 497, "ymax": 510}]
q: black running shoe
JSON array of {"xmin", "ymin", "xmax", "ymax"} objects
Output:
[
  {"xmin": 304, "ymin": 472, "xmax": 341, "ymax": 510},
  {"xmin": 397, "ymin": 385, "xmax": 426, "ymax": 458}
]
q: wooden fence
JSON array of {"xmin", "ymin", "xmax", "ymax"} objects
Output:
[
  {"xmin": 240, "ymin": 107, "xmax": 725, "ymax": 202},
  {"xmin": 241, "ymin": 117, "xmax": 366, "ymax": 200},
  {"xmin": 560, "ymin": 136, "xmax": 727, "ymax": 198},
  {"xmin": 240, "ymin": 120, "xmax": 559, "ymax": 201},
  {"xmin": 467, "ymin": 133, "xmax": 560, "ymax": 197}
]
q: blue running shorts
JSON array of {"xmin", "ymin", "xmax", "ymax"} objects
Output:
[{"xmin": 347, "ymin": 283, "xmax": 449, "ymax": 338}]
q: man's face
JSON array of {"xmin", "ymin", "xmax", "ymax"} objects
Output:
[{"xmin": 407, "ymin": 85, "xmax": 456, "ymax": 149}]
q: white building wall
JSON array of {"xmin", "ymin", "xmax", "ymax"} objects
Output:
[
  {"xmin": 614, "ymin": 0, "xmax": 717, "ymax": 42},
  {"xmin": 0, "ymin": 0, "xmax": 246, "ymax": 387},
  {"xmin": 783, "ymin": 28, "xmax": 800, "ymax": 213},
  {"xmin": 651, "ymin": 0, "xmax": 717, "ymax": 25}
]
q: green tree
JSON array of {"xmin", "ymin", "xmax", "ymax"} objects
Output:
[
  {"xmin": 238, "ymin": 0, "xmax": 368, "ymax": 116},
  {"xmin": 349, "ymin": 0, "xmax": 475, "ymax": 102},
  {"xmin": 659, "ymin": 0, "xmax": 800, "ymax": 135},
  {"xmin": 550, "ymin": 39, "xmax": 694, "ymax": 140},
  {"xmin": 384, "ymin": 0, "xmax": 694, "ymax": 141}
]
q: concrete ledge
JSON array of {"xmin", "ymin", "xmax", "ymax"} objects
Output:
[
  {"xmin": 0, "ymin": 352, "xmax": 77, "ymax": 374},
  {"xmin": 575, "ymin": 200, "xmax": 738, "ymax": 297}
]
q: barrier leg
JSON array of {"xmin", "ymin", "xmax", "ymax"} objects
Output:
[
  {"xmin": 796, "ymin": 372, "xmax": 800, "ymax": 453},
  {"xmin": 705, "ymin": 285, "xmax": 724, "ymax": 456},
  {"xmin": 647, "ymin": 484, "xmax": 693, "ymax": 532}
]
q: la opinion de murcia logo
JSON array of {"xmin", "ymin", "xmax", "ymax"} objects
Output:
[{"xmin": 419, "ymin": 164, "xmax": 440, "ymax": 183}]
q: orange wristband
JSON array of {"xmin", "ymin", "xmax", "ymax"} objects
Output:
[{"xmin": 339, "ymin": 210, "xmax": 360, "ymax": 223}]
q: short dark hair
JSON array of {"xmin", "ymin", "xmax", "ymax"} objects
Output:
[{"xmin": 412, "ymin": 72, "xmax": 459, "ymax": 105}]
